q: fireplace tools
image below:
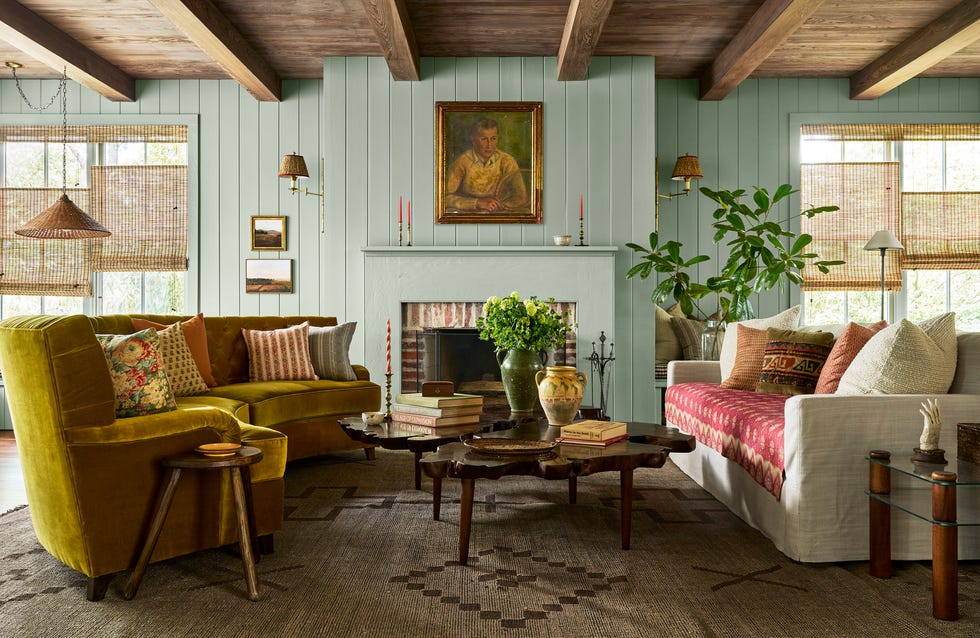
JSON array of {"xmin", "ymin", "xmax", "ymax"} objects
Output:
[{"xmin": 585, "ymin": 331, "xmax": 614, "ymax": 419}]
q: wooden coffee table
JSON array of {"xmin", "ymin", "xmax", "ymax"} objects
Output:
[{"xmin": 420, "ymin": 421, "xmax": 693, "ymax": 565}]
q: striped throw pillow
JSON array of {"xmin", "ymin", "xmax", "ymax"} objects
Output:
[
  {"xmin": 309, "ymin": 322, "xmax": 357, "ymax": 381},
  {"xmin": 242, "ymin": 322, "xmax": 318, "ymax": 382}
]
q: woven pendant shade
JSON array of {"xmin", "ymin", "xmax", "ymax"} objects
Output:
[
  {"xmin": 278, "ymin": 154, "xmax": 309, "ymax": 178},
  {"xmin": 14, "ymin": 194, "xmax": 110, "ymax": 239}
]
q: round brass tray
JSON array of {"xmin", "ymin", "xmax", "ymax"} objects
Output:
[{"xmin": 463, "ymin": 439, "xmax": 557, "ymax": 456}]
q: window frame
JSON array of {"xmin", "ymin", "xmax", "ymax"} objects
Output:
[
  {"xmin": 0, "ymin": 114, "xmax": 200, "ymax": 315},
  {"xmin": 790, "ymin": 112, "xmax": 980, "ymax": 324}
]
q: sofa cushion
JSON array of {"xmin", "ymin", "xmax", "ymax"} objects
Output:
[
  {"xmin": 669, "ymin": 316, "xmax": 705, "ymax": 360},
  {"xmin": 309, "ymin": 322, "xmax": 357, "ymax": 381},
  {"xmin": 208, "ymin": 380, "xmax": 381, "ymax": 428},
  {"xmin": 720, "ymin": 325, "xmax": 769, "ymax": 391},
  {"xmin": 837, "ymin": 312, "xmax": 958, "ymax": 395},
  {"xmin": 96, "ymin": 329, "xmax": 177, "ymax": 418},
  {"xmin": 664, "ymin": 382, "xmax": 789, "ymax": 499},
  {"xmin": 156, "ymin": 323, "xmax": 209, "ymax": 396},
  {"xmin": 237, "ymin": 424, "xmax": 288, "ymax": 482},
  {"xmin": 176, "ymin": 395, "xmax": 250, "ymax": 423},
  {"xmin": 655, "ymin": 304, "xmax": 685, "ymax": 362},
  {"xmin": 757, "ymin": 327, "xmax": 835, "ymax": 395},
  {"xmin": 133, "ymin": 313, "xmax": 217, "ymax": 387},
  {"xmin": 814, "ymin": 321, "xmax": 887, "ymax": 394},
  {"xmin": 242, "ymin": 322, "xmax": 318, "ymax": 382},
  {"xmin": 950, "ymin": 332, "xmax": 980, "ymax": 395},
  {"xmin": 720, "ymin": 305, "xmax": 801, "ymax": 380}
]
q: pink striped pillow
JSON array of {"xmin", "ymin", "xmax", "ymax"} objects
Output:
[{"xmin": 242, "ymin": 322, "xmax": 318, "ymax": 382}]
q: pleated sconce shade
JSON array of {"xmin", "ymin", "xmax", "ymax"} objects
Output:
[
  {"xmin": 14, "ymin": 194, "xmax": 111, "ymax": 239},
  {"xmin": 278, "ymin": 154, "xmax": 309, "ymax": 179}
]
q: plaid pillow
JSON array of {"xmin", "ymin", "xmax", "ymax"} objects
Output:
[{"xmin": 242, "ymin": 322, "xmax": 318, "ymax": 382}]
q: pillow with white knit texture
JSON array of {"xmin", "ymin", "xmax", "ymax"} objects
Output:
[
  {"xmin": 836, "ymin": 313, "xmax": 958, "ymax": 395},
  {"xmin": 719, "ymin": 305, "xmax": 801, "ymax": 381}
]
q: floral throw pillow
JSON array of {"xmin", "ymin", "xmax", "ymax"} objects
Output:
[{"xmin": 97, "ymin": 329, "xmax": 177, "ymax": 418}]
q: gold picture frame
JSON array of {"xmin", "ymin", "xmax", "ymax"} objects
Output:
[
  {"xmin": 245, "ymin": 259, "xmax": 292, "ymax": 293},
  {"xmin": 435, "ymin": 101, "xmax": 542, "ymax": 224},
  {"xmin": 250, "ymin": 215, "xmax": 286, "ymax": 251}
]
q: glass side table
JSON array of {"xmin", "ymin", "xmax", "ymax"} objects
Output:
[{"xmin": 866, "ymin": 450, "xmax": 980, "ymax": 621}]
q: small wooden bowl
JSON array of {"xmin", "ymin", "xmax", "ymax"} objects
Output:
[{"xmin": 194, "ymin": 442, "xmax": 242, "ymax": 457}]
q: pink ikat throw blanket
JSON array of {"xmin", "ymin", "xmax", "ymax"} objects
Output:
[{"xmin": 665, "ymin": 383, "xmax": 789, "ymax": 499}]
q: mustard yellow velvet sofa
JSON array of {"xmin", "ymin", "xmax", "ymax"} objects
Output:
[{"xmin": 0, "ymin": 313, "xmax": 380, "ymax": 601}]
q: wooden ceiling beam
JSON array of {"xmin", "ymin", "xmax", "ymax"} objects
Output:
[
  {"xmin": 699, "ymin": 0, "xmax": 825, "ymax": 101},
  {"xmin": 360, "ymin": 0, "xmax": 420, "ymax": 81},
  {"xmin": 851, "ymin": 0, "xmax": 980, "ymax": 100},
  {"xmin": 0, "ymin": 0, "xmax": 135, "ymax": 102},
  {"xmin": 557, "ymin": 0, "xmax": 615, "ymax": 81},
  {"xmin": 149, "ymin": 0, "xmax": 280, "ymax": 101}
]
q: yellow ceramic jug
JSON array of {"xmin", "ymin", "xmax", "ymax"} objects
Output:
[{"xmin": 535, "ymin": 366, "xmax": 588, "ymax": 427}]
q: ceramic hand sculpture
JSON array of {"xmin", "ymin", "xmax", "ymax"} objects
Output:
[{"xmin": 918, "ymin": 399, "xmax": 943, "ymax": 451}]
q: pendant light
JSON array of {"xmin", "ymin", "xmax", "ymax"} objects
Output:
[{"xmin": 5, "ymin": 62, "xmax": 110, "ymax": 239}]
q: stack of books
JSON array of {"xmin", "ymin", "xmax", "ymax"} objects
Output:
[
  {"xmin": 391, "ymin": 392, "xmax": 484, "ymax": 434},
  {"xmin": 556, "ymin": 420, "xmax": 629, "ymax": 447}
]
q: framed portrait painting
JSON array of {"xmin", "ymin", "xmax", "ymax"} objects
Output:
[
  {"xmin": 435, "ymin": 101, "xmax": 542, "ymax": 224},
  {"xmin": 245, "ymin": 259, "xmax": 293, "ymax": 293},
  {"xmin": 250, "ymin": 215, "xmax": 286, "ymax": 250}
]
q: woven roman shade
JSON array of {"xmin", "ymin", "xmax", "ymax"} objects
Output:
[
  {"xmin": 89, "ymin": 165, "xmax": 188, "ymax": 272},
  {"xmin": 0, "ymin": 187, "xmax": 93, "ymax": 296},
  {"xmin": 902, "ymin": 192, "xmax": 980, "ymax": 269},
  {"xmin": 0, "ymin": 125, "xmax": 187, "ymax": 144},
  {"xmin": 801, "ymin": 123, "xmax": 980, "ymax": 142},
  {"xmin": 800, "ymin": 162, "xmax": 902, "ymax": 291}
]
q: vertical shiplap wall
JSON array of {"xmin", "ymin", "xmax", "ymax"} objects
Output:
[
  {"xmin": 0, "ymin": 78, "xmax": 323, "ymax": 317},
  {"xmin": 655, "ymin": 77, "xmax": 980, "ymax": 318},
  {"xmin": 324, "ymin": 57, "xmax": 658, "ymax": 421}
]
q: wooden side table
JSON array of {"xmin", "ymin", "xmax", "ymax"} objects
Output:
[{"xmin": 124, "ymin": 446, "xmax": 264, "ymax": 601}]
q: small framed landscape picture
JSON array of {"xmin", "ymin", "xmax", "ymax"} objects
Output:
[
  {"xmin": 245, "ymin": 259, "xmax": 293, "ymax": 293},
  {"xmin": 250, "ymin": 215, "xmax": 286, "ymax": 251}
]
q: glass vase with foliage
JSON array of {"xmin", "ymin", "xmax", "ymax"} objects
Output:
[{"xmin": 626, "ymin": 184, "xmax": 843, "ymax": 323}]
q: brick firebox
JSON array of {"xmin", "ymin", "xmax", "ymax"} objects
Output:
[{"xmin": 400, "ymin": 301, "xmax": 577, "ymax": 393}]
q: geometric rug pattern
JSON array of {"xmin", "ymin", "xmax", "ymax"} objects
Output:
[{"xmin": 1, "ymin": 449, "xmax": 979, "ymax": 637}]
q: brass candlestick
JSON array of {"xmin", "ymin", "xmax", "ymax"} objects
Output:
[
  {"xmin": 407, "ymin": 221, "xmax": 412, "ymax": 247},
  {"xmin": 384, "ymin": 372, "xmax": 393, "ymax": 420},
  {"xmin": 577, "ymin": 216, "xmax": 586, "ymax": 246},
  {"xmin": 398, "ymin": 221, "xmax": 403, "ymax": 247}
]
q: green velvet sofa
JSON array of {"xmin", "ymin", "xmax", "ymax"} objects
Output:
[{"xmin": 0, "ymin": 313, "xmax": 380, "ymax": 601}]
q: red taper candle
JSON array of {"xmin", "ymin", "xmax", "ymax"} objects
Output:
[{"xmin": 385, "ymin": 318, "xmax": 391, "ymax": 374}]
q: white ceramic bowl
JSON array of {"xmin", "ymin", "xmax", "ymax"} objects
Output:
[
  {"xmin": 362, "ymin": 411, "xmax": 385, "ymax": 426},
  {"xmin": 553, "ymin": 234, "xmax": 572, "ymax": 246}
]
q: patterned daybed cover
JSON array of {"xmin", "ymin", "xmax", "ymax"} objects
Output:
[{"xmin": 664, "ymin": 383, "xmax": 790, "ymax": 499}]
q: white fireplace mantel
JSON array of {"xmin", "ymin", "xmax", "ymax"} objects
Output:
[{"xmin": 361, "ymin": 245, "xmax": 618, "ymax": 405}]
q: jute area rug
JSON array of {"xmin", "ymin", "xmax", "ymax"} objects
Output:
[{"xmin": 1, "ymin": 450, "xmax": 978, "ymax": 638}]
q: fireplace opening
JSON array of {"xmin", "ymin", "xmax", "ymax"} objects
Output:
[{"xmin": 415, "ymin": 328, "xmax": 501, "ymax": 395}]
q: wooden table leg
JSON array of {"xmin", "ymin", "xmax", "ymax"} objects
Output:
[
  {"xmin": 459, "ymin": 478, "xmax": 475, "ymax": 566},
  {"xmin": 414, "ymin": 451, "xmax": 423, "ymax": 490},
  {"xmin": 620, "ymin": 469, "xmax": 633, "ymax": 550},
  {"xmin": 230, "ymin": 467, "xmax": 261, "ymax": 601},
  {"xmin": 240, "ymin": 465, "xmax": 260, "ymax": 564},
  {"xmin": 868, "ymin": 450, "xmax": 892, "ymax": 579},
  {"xmin": 932, "ymin": 471, "xmax": 958, "ymax": 621},
  {"xmin": 124, "ymin": 467, "xmax": 182, "ymax": 600},
  {"xmin": 568, "ymin": 476, "xmax": 577, "ymax": 504},
  {"xmin": 432, "ymin": 476, "xmax": 442, "ymax": 521}
]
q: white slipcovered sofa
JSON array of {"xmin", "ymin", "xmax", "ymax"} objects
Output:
[{"xmin": 665, "ymin": 329, "xmax": 980, "ymax": 563}]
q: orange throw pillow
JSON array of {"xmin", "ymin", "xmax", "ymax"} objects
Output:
[
  {"xmin": 814, "ymin": 320, "xmax": 887, "ymax": 394},
  {"xmin": 132, "ymin": 313, "xmax": 217, "ymax": 387},
  {"xmin": 719, "ymin": 324, "xmax": 769, "ymax": 391}
]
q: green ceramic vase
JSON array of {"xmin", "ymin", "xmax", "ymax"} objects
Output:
[{"xmin": 496, "ymin": 348, "xmax": 547, "ymax": 415}]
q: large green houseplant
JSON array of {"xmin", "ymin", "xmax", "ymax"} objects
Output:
[{"xmin": 626, "ymin": 184, "xmax": 842, "ymax": 325}]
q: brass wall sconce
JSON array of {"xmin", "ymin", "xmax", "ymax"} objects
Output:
[
  {"xmin": 278, "ymin": 153, "xmax": 325, "ymax": 233},
  {"xmin": 655, "ymin": 154, "xmax": 703, "ymax": 230}
]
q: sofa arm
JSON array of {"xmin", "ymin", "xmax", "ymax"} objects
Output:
[
  {"xmin": 64, "ymin": 406, "xmax": 241, "ymax": 445},
  {"xmin": 352, "ymin": 364, "xmax": 371, "ymax": 381},
  {"xmin": 667, "ymin": 360, "xmax": 722, "ymax": 385}
]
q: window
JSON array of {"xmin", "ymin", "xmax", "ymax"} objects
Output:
[
  {"xmin": 799, "ymin": 124, "xmax": 980, "ymax": 331},
  {"xmin": 0, "ymin": 125, "xmax": 189, "ymax": 319}
]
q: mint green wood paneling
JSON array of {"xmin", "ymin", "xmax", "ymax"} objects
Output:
[
  {"xmin": 410, "ymin": 58, "xmax": 435, "ymax": 249},
  {"xmin": 218, "ymin": 80, "xmax": 241, "ymax": 315},
  {"xmin": 239, "ymin": 85, "xmax": 260, "ymax": 317},
  {"xmin": 542, "ymin": 58, "xmax": 567, "ymax": 243}
]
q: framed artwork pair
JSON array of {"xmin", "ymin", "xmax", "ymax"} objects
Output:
[{"xmin": 247, "ymin": 216, "xmax": 290, "ymax": 293}]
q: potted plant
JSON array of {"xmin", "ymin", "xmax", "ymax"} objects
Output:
[
  {"xmin": 626, "ymin": 184, "xmax": 842, "ymax": 357},
  {"xmin": 477, "ymin": 293, "xmax": 572, "ymax": 414}
]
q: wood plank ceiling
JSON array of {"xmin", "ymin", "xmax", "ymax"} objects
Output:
[{"xmin": 0, "ymin": 0, "xmax": 979, "ymax": 102}]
